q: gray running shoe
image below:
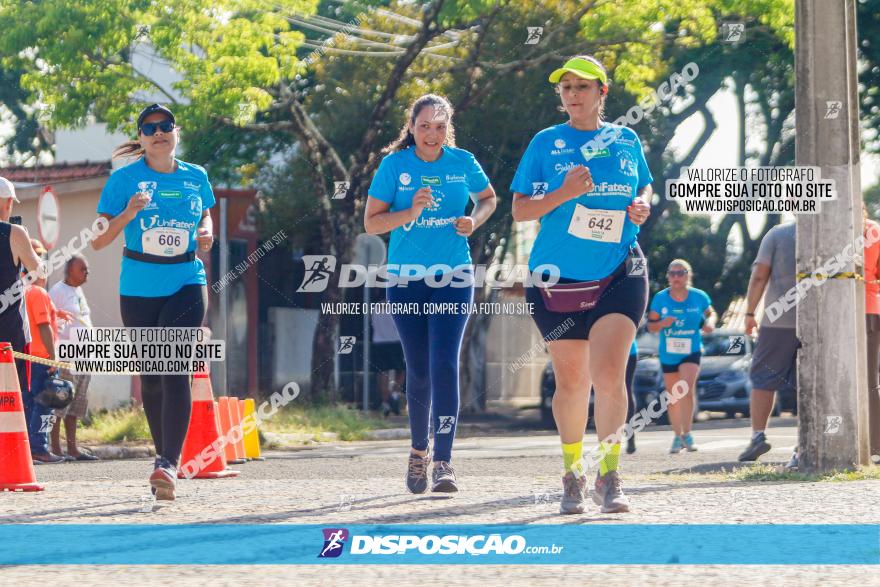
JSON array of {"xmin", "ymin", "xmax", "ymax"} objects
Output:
[
  {"xmin": 738, "ymin": 432, "xmax": 772, "ymax": 462},
  {"xmin": 592, "ymin": 471, "xmax": 630, "ymax": 513},
  {"xmin": 406, "ymin": 452, "xmax": 430, "ymax": 494},
  {"xmin": 431, "ymin": 461, "xmax": 458, "ymax": 493},
  {"xmin": 559, "ymin": 471, "xmax": 587, "ymax": 515}
]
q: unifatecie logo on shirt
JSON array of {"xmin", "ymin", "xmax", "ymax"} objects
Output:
[{"xmin": 445, "ymin": 174, "xmax": 466, "ymax": 183}]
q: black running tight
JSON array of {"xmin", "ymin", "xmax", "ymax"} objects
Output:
[{"xmin": 120, "ymin": 284, "xmax": 207, "ymax": 465}]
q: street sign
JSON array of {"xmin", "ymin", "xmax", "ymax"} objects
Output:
[{"xmin": 38, "ymin": 186, "xmax": 60, "ymax": 251}]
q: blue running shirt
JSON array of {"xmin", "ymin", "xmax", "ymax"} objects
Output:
[
  {"xmin": 369, "ymin": 146, "xmax": 489, "ymax": 276},
  {"xmin": 510, "ymin": 123, "xmax": 653, "ymax": 280},
  {"xmin": 650, "ymin": 287, "xmax": 712, "ymax": 364},
  {"xmin": 97, "ymin": 158, "xmax": 215, "ymax": 297}
]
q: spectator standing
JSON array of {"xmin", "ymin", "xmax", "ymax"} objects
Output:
[{"xmin": 50, "ymin": 254, "xmax": 99, "ymax": 461}]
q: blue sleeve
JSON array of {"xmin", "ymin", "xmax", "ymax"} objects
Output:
[
  {"xmin": 701, "ymin": 290, "xmax": 712, "ymax": 312},
  {"xmin": 649, "ymin": 291, "xmax": 663, "ymax": 314},
  {"xmin": 634, "ymin": 134, "xmax": 654, "ymax": 190},
  {"xmin": 465, "ymin": 151, "xmax": 490, "ymax": 193},
  {"xmin": 629, "ymin": 341, "xmax": 637, "ymax": 355},
  {"xmin": 368, "ymin": 156, "xmax": 397, "ymax": 204},
  {"xmin": 97, "ymin": 172, "xmax": 126, "ymax": 216},
  {"xmin": 510, "ymin": 135, "xmax": 544, "ymax": 195},
  {"xmin": 200, "ymin": 169, "xmax": 215, "ymax": 210}
]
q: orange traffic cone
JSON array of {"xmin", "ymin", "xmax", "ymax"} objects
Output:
[
  {"xmin": 229, "ymin": 397, "xmax": 248, "ymax": 462},
  {"xmin": 218, "ymin": 397, "xmax": 245, "ymax": 465},
  {"xmin": 177, "ymin": 371, "xmax": 239, "ymax": 479},
  {"xmin": 241, "ymin": 398, "xmax": 265, "ymax": 461},
  {"xmin": 0, "ymin": 342, "xmax": 43, "ymax": 492}
]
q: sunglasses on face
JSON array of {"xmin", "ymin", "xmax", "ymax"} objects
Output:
[
  {"xmin": 667, "ymin": 270, "xmax": 688, "ymax": 277},
  {"xmin": 140, "ymin": 120, "xmax": 175, "ymax": 136}
]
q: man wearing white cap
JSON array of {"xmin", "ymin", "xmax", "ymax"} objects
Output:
[{"xmin": 0, "ymin": 177, "xmax": 48, "ymax": 456}]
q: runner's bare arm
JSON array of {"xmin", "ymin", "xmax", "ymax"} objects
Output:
[
  {"xmin": 646, "ymin": 310, "xmax": 675, "ymax": 333},
  {"xmin": 364, "ymin": 195, "xmax": 429, "ymax": 235},
  {"xmin": 196, "ymin": 209, "xmax": 213, "ymax": 251},
  {"xmin": 9, "ymin": 224, "xmax": 42, "ymax": 273},
  {"xmin": 702, "ymin": 306, "xmax": 717, "ymax": 334},
  {"xmin": 744, "ymin": 263, "xmax": 771, "ymax": 335},
  {"xmin": 511, "ymin": 165, "xmax": 593, "ymax": 222},
  {"xmin": 455, "ymin": 186, "xmax": 497, "ymax": 236},
  {"xmin": 91, "ymin": 193, "xmax": 150, "ymax": 251}
]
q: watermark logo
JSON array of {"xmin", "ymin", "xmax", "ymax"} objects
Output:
[
  {"xmin": 319, "ymin": 528, "xmax": 349, "ymax": 558},
  {"xmin": 135, "ymin": 24, "xmax": 151, "ymax": 40},
  {"xmin": 332, "ymin": 181, "xmax": 349, "ymax": 200},
  {"xmin": 337, "ymin": 495, "xmax": 354, "ymax": 512},
  {"xmin": 298, "ymin": 255, "xmax": 337, "ymax": 292},
  {"xmin": 824, "ymin": 415, "xmax": 842, "ymax": 434},
  {"xmin": 531, "ymin": 182, "xmax": 548, "ymax": 199},
  {"xmin": 726, "ymin": 336, "xmax": 745, "ymax": 354},
  {"xmin": 525, "ymin": 27, "xmax": 543, "ymax": 44},
  {"xmin": 627, "ymin": 257, "xmax": 647, "ymax": 277},
  {"xmin": 721, "ymin": 22, "xmax": 745, "ymax": 43},
  {"xmin": 436, "ymin": 416, "xmax": 456, "ymax": 434},
  {"xmin": 38, "ymin": 414, "xmax": 56, "ymax": 434},
  {"xmin": 824, "ymin": 101, "xmax": 843, "ymax": 119},
  {"xmin": 234, "ymin": 102, "xmax": 258, "ymax": 126},
  {"xmin": 338, "ymin": 336, "xmax": 356, "ymax": 354}
]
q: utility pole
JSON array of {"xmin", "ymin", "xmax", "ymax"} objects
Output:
[{"xmin": 795, "ymin": 0, "xmax": 869, "ymax": 472}]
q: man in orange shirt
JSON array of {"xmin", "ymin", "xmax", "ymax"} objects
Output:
[{"xmin": 25, "ymin": 240, "xmax": 69, "ymax": 464}]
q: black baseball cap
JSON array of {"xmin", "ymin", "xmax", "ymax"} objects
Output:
[{"xmin": 137, "ymin": 104, "xmax": 176, "ymax": 130}]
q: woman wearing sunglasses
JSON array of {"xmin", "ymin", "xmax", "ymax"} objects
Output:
[
  {"xmin": 92, "ymin": 104, "xmax": 215, "ymax": 500},
  {"xmin": 647, "ymin": 259, "xmax": 716, "ymax": 453},
  {"xmin": 511, "ymin": 56, "xmax": 652, "ymax": 515}
]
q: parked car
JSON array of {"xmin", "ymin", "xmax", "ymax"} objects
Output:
[{"xmin": 538, "ymin": 329, "xmax": 795, "ymax": 428}]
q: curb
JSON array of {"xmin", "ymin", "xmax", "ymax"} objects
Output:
[{"xmin": 85, "ymin": 445, "xmax": 155, "ymax": 460}]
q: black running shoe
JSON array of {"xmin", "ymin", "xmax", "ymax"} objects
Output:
[{"xmin": 738, "ymin": 432, "xmax": 772, "ymax": 462}]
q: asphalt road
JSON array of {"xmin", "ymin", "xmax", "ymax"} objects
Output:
[{"xmin": 3, "ymin": 418, "xmax": 878, "ymax": 586}]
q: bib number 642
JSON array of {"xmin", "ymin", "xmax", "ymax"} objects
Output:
[{"xmin": 587, "ymin": 216, "xmax": 614, "ymax": 231}]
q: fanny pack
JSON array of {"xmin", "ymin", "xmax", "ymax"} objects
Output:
[
  {"xmin": 537, "ymin": 250, "xmax": 639, "ymax": 313},
  {"xmin": 124, "ymin": 248, "xmax": 196, "ymax": 265}
]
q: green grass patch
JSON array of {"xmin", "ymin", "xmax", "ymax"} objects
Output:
[
  {"xmin": 76, "ymin": 403, "xmax": 393, "ymax": 445},
  {"xmin": 261, "ymin": 404, "xmax": 394, "ymax": 442},
  {"xmin": 77, "ymin": 408, "xmax": 151, "ymax": 443},
  {"xmin": 730, "ymin": 463, "xmax": 880, "ymax": 483}
]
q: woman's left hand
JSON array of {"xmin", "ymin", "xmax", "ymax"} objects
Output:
[
  {"xmin": 702, "ymin": 323, "xmax": 715, "ymax": 335},
  {"xmin": 627, "ymin": 196, "xmax": 651, "ymax": 225},
  {"xmin": 196, "ymin": 227, "xmax": 214, "ymax": 252},
  {"xmin": 455, "ymin": 216, "xmax": 476, "ymax": 237}
]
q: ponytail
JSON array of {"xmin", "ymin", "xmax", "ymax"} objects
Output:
[{"xmin": 112, "ymin": 140, "xmax": 145, "ymax": 160}]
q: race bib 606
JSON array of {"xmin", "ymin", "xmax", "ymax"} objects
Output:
[{"xmin": 142, "ymin": 227, "xmax": 189, "ymax": 257}]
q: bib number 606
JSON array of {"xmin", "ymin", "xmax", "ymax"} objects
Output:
[{"xmin": 158, "ymin": 234, "xmax": 182, "ymax": 247}]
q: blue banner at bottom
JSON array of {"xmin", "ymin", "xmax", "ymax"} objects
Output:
[{"xmin": 0, "ymin": 525, "xmax": 877, "ymax": 565}]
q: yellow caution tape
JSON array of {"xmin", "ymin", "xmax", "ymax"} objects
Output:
[
  {"xmin": 11, "ymin": 351, "xmax": 73, "ymax": 370},
  {"xmin": 796, "ymin": 272, "xmax": 864, "ymax": 281}
]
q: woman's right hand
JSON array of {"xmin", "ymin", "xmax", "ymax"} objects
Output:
[
  {"xmin": 124, "ymin": 192, "xmax": 151, "ymax": 218},
  {"xmin": 409, "ymin": 187, "xmax": 435, "ymax": 220},
  {"xmin": 560, "ymin": 165, "xmax": 594, "ymax": 201}
]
